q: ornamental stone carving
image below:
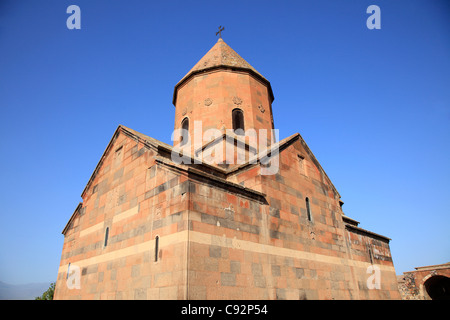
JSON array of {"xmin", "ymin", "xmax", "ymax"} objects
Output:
[
  {"xmin": 232, "ymin": 96, "xmax": 242, "ymax": 105},
  {"xmin": 204, "ymin": 98, "xmax": 213, "ymax": 106}
]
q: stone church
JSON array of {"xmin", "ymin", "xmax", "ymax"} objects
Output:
[{"xmin": 54, "ymin": 37, "xmax": 401, "ymax": 300}]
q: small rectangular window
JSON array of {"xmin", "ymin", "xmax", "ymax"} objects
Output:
[
  {"xmin": 232, "ymin": 109, "xmax": 245, "ymax": 135},
  {"xmin": 306, "ymin": 197, "xmax": 312, "ymax": 221},
  {"xmin": 104, "ymin": 227, "xmax": 109, "ymax": 247},
  {"xmin": 154, "ymin": 236, "xmax": 159, "ymax": 262},
  {"xmin": 181, "ymin": 118, "xmax": 189, "ymax": 146}
]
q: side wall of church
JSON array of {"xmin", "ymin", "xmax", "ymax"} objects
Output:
[
  {"xmin": 54, "ymin": 131, "xmax": 190, "ymax": 299},
  {"xmin": 344, "ymin": 227, "xmax": 401, "ymax": 299},
  {"xmin": 186, "ymin": 139, "xmax": 400, "ymax": 299}
]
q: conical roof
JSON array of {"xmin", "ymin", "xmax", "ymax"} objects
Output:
[
  {"xmin": 173, "ymin": 38, "xmax": 273, "ymax": 104},
  {"xmin": 180, "ymin": 38, "xmax": 267, "ymax": 83}
]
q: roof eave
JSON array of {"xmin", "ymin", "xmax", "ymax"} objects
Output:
[
  {"xmin": 62, "ymin": 202, "xmax": 82, "ymax": 235},
  {"xmin": 345, "ymin": 223, "xmax": 392, "ymax": 242},
  {"xmin": 172, "ymin": 65, "xmax": 274, "ymax": 106}
]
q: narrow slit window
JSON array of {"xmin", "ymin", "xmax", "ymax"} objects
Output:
[
  {"xmin": 67, "ymin": 263, "xmax": 71, "ymax": 279},
  {"xmin": 180, "ymin": 117, "xmax": 189, "ymax": 146},
  {"xmin": 232, "ymin": 109, "xmax": 244, "ymax": 135},
  {"xmin": 154, "ymin": 236, "xmax": 159, "ymax": 262},
  {"xmin": 104, "ymin": 227, "xmax": 109, "ymax": 247},
  {"xmin": 368, "ymin": 246, "xmax": 374, "ymax": 264},
  {"xmin": 306, "ymin": 197, "xmax": 312, "ymax": 221},
  {"xmin": 297, "ymin": 154, "xmax": 305, "ymax": 175},
  {"xmin": 114, "ymin": 146, "xmax": 123, "ymax": 167}
]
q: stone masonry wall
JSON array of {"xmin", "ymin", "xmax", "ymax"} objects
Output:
[
  {"xmin": 55, "ymin": 128, "xmax": 401, "ymax": 300},
  {"xmin": 184, "ymin": 138, "xmax": 400, "ymax": 299},
  {"xmin": 55, "ymin": 130, "xmax": 190, "ymax": 299},
  {"xmin": 397, "ymin": 265, "xmax": 450, "ymax": 300}
]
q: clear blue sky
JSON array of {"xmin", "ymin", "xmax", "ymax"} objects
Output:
[{"xmin": 0, "ymin": 0, "xmax": 449, "ymax": 285}]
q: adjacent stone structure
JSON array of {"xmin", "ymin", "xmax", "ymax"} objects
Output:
[
  {"xmin": 398, "ymin": 262, "xmax": 450, "ymax": 300},
  {"xmin": 54, "ymin": 38, "xmax": 401, "ymax": 300}
]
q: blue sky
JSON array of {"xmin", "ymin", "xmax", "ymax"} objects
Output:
[{"xmin": 0, "ymin": 0, "xmax": 449, "ymax": 285}]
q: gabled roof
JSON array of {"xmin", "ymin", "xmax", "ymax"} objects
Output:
[
  {"xmin": 255, "ymin": 132, "xmax": 341, "ymax": 199},
  {"xmin": 67, "ymin": 125, "xmax": 342, "ymax": 235},
  {"xmin": 167, "ymin": 129, "xmax": 341, "ymax": 198},
  {"xmin": 80, "ymin": 125, "xmax": 341, "ymax": 200},
  {"xmin": 80, "ymin": 125, "xmax": 173, "ymax": 199},
  {"xmin": 64, "ymin": 125, "xmax": 174, "ymax": 235},
  {"xmin": 173, "ymin": 38, "xmax": 274, "ymax": 105}
]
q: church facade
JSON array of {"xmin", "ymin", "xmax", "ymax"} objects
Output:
[{"xmin": 54, "ymin": 38, "xmax": 401, "ymax": 300}]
